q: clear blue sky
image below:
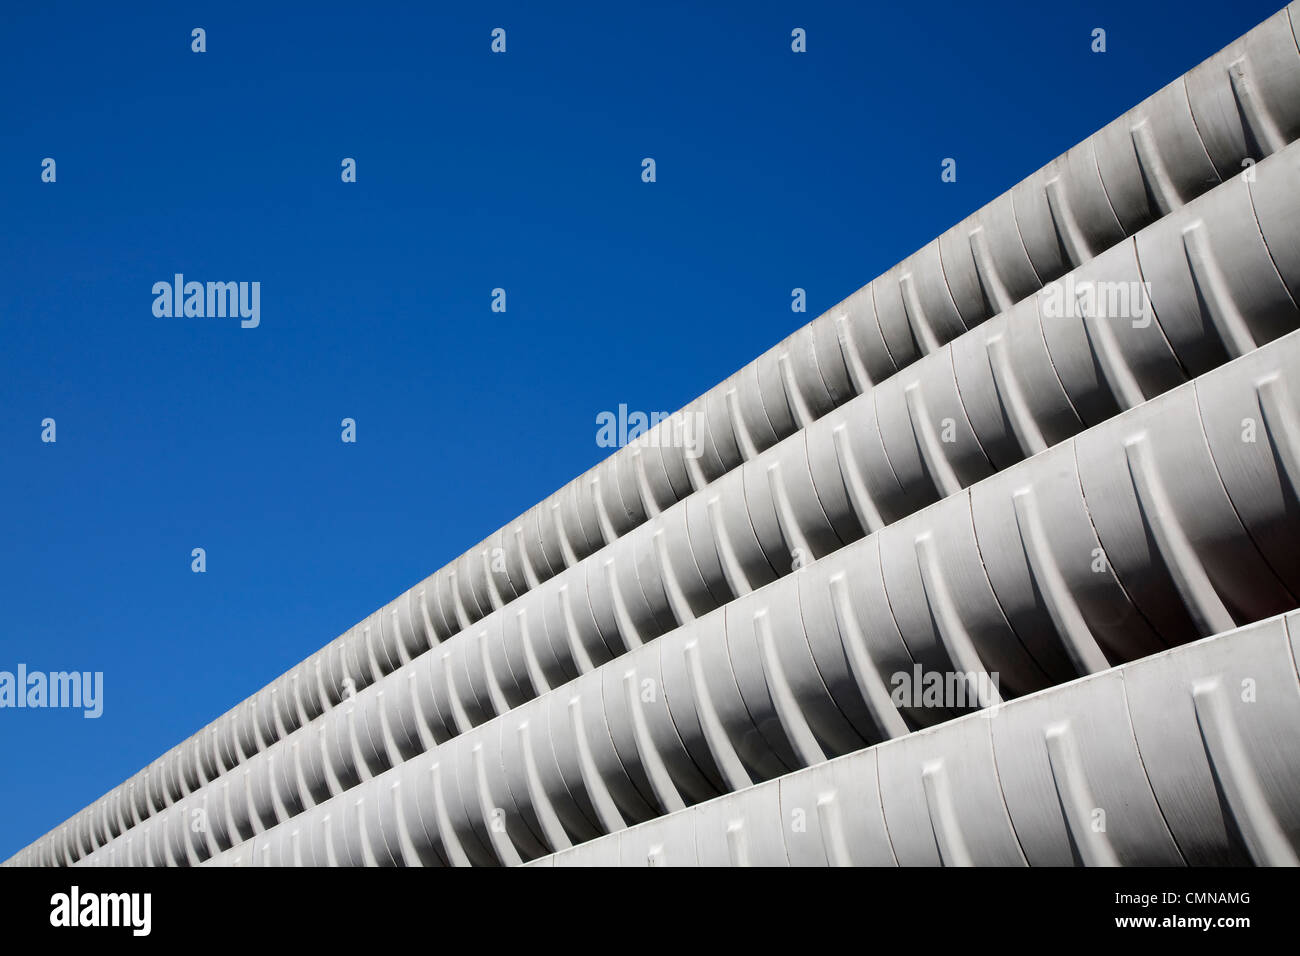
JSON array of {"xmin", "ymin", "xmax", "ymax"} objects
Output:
[{"xmin": 0, "ymin": 0, "xmax": 1286, "ymax": 859}]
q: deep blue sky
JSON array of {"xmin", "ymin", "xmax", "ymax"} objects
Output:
[{"xmin": 0, "ymin": 0, "xmax": 1287, "ymax": 859}]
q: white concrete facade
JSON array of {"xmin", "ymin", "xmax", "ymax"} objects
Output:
[{"xmin": 9, "ymin": 3, "xmax": 1300, "ymax": 868}]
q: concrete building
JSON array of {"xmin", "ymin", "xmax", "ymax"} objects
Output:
[{"xmin": 8, "ymin": 3, "xmax": 1300, "ymax": 867}]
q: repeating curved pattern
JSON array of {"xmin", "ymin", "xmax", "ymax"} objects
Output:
[
  {"xmin": 11, "ymin": 2, "xmax": 1300, "ymax": 869},
  {"xmin": 101, "ymin": 328, "xmax": 1300, "ymax": 867},
  {"xmin": 25, "ymin": 138, "xmax": 1300, "ymax": 867},
  {"xmin": 529, "ymin": 612, "xmax": 1300, "ymax": 867}
]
